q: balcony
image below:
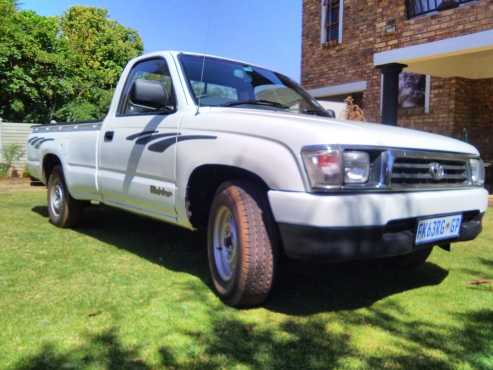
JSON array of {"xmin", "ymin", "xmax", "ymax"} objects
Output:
[{"xmin": 406, "ymin": 0, "xmax": 475, "ymax": 18}]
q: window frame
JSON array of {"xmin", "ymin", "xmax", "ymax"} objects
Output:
[
  {"xmin": 320, "ymin": 0, "xmax": 344, "ymax": 45},
  {"xmin": 116, "ymin": 56, "xmax": 178, "ymax": 118},
  {"xmin": 406, "ymin": 0, "xmax": 476, "ymax": 19}
]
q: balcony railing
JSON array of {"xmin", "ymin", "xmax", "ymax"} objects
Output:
[{"xmin": 406, "ymin": 0, "xmax": 475, "ymax": 18}]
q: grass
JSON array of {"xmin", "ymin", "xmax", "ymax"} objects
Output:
[{"xmin": 0, "ymin": 191, "xmax": 492, "ymax": 370}]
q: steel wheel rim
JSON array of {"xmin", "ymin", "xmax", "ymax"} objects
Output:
[
  {"xmin": 213, "ymin": 206, "xmax": 238, "ymax": 282},
  {"xmin": 50, "ymin": 182, "xmax": 64, "ymax": 217}
]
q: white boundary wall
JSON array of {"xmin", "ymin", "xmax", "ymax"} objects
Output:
[{"xmin": 0, "ymin": 121, "xmax": 33, "ymax": 171}]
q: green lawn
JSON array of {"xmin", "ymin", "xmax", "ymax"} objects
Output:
[{"xmin": 0, "ymin": 191, "xmax": 492, "ymax": 370}]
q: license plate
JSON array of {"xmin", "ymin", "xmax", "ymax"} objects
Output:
[{"xmin": 415, "ymin": 214, "xmax": 462, "ymax": 245}]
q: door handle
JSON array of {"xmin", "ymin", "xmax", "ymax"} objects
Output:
[{"xmin": 104, "ymin": 131, "xmax": 114, "ymax": 142}]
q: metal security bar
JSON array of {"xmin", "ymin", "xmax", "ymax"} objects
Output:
[{"xmin": 406, "ymin": 0, "xmax": 475, "ymax": 18}]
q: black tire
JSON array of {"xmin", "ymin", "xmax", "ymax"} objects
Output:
[
  {"xmin": 382, "ymin": 247, "xmax": 433, "ymax": 269},
  {"xmin": 207, "ymin": 180, "xmax": 277, "ymax": 307},
  {"xmin": 47, "ymin": 166, "xmax": 82, "ymax": 228}
]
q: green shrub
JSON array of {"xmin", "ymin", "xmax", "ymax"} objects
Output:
[
  {"xmin": 1, "ymin": 144, "xmax": 24, "ymax": 177},
  {"xmin": 0, "ymin": 163, "xmax": 9, "ymax": 178}
]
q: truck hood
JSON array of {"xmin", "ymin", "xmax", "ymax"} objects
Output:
[{"xmin": 203, "ymin": 108, "xmax": 479, "ymax": 156}]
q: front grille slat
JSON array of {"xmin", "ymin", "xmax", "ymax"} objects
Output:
[
  {"xmin": 391, "ymin": 154, "xmax": 469, "ymax": 189},
  {"xmin": 392, "ymin": 173, "xmax": 467, "ymax": 180},
  {"xmin": 442, "ymin": 165, "xmax": 466, "ymax": 171},
  {"xmin": 393, "ymin": 163, "xmax": 466, "ymax": 171},
  {"xmin": 393, "ymin": 163, "xmax": 431, "ymax": 170}
]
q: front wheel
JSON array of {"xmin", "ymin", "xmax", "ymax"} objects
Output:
[
  {"xmin": 47, "ymin": 166, "xmax": 82, "ymax": 228},
  {"xmin": 207, "ymin": 181, "xmax": 277, "ymax": 307}
]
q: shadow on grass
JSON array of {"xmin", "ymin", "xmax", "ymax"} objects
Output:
[
  {"xmin": 17, "ymin": 205, "xmax": 493, "ymax": 369},
  {"xmin": 12, "ymin": 329, "xmax": 150, "ymax": 370},
  {"xmin": 168, "ymin": 305, "xmax": 493, "ymax": 370},
  {"xmin": 32, "ymin": 204, "xmax": 449, "ymax": 315},
  {"xmin": 12, "ymin": 298, "xmax": 493, "ymax": 369},
  {"xmin": 268, "ymin": 258, "xmax": 448, "ymax": 315}
]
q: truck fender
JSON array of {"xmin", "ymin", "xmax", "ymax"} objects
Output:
[{"xmin": 175, "ymin": 132, "xmax": 307, "ymax": 228}]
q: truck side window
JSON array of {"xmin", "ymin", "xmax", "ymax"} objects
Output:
[{"xmin": 118, "ymin": 58, "xmax": 176, "ymax": 116}]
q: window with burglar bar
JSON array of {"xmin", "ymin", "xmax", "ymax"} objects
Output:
[
  {"xmin": 406, "ymin": 0, "xmax": 475, "ymax": 18},
  {"xmin": 321, "ymin": 0, "xmax": 343, "ymax": 44}
]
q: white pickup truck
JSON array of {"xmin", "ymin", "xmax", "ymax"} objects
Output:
[{"xmin": 27, "ymin": 51, "xmax": 488, "ymax": 307}]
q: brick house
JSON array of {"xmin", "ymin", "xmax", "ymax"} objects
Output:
[{"xmin": 301, "ymin": 0, "xmax": 493, "ymax": 191}]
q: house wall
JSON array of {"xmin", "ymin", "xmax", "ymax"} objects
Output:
[
  {"xmin": 468, "ymin": 78, "xmax": 493, "ymax": 161},
  {"xmin": 374, "ymin": 1, "xmax": 493, "ymax": 54},
  {"xmin": 398, "ymin": 76, "xmax": 493, "ymax": 161},
  {"xmin": 398, "ymin": 77, "xmax": 452, "ymax": 134},
  {"xmin": 302, "ymin": 0, "xmax": 379, "ymax": 119},
  {"xmin": 301, "ymin": 0, "xmax": 493, "ymax": 125}
]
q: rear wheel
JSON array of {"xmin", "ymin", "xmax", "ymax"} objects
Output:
[
  {"xmin": 383, "ymin": 247, "xmax": 433, "ymax": 269},
  {"xmin": 207, "ymin": 181, "xmax": 277, "ymax": 307},
  {"xmin": 47, "ymin": 166, "xmax": 82, "ymax": 228}
]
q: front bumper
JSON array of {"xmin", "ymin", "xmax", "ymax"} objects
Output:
[
  {"xmin": 268, "ymin": 188, "xmax": 488, "ymax": 260},
  {"xmin": 278, "ymin": 212, "xmax": 483, "ymax": 260}
]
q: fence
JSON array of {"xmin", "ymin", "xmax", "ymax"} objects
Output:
[{"xmin": 0, "ymin": 121, "xmax": 34, "ymax": 172}]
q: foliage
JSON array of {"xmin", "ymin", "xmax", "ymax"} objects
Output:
[
  {"xmin": 0, "ymin": 2, "xmax": 66, "ymax": 123},
  {"xmin": 0, "ymin": 1, "xmax": 143, "ymax": 123},
  {"xmin": 0, "ymin": 163, "xmax": 9, "ymax": 177},
  {"xmin": 0, "ymin": 191, "xmax": 492, "ymax": 369},
  {"xmin": 1, "ymin": 143, "xmax": 24, "ymax": 172}
]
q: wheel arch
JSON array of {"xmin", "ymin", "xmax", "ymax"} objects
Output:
[
  {"xmin": 41, "ymin": 153, "xmax": 77, "ymax": 197},
  {"xmin": 185, "ymin": 164, "xmax": 270, "ymax": 230},
  {"xmin": 42, "ymin": 153, "xmax": 63, "ymax": 184}
]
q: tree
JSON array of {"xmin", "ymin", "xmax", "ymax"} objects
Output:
[
  {"xmin": 0, "ymin": 3, "xmax": 143, "ymax": 123},
  {"xmin": 0, "ymin": 1, "xmax": 69, "ymax": 122},
  {"xmin": 56, "ymin": 6, "xmax": 143, "ymax": 122}
]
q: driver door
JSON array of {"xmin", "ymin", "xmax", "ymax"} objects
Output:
[{"xmin": 98, "ymin": 57, "xmax": 180, "ymax": 220}]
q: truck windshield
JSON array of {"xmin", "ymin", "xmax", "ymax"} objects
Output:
[{"xmin": 179, "ymin": 54, "xmax": 331, "ymax": 117}]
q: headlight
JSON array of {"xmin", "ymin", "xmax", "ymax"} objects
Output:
[
  {"xmin": 343, "ymin": 151, "xmax": 370, "ymax": 184},
  {"xmin": 301, "ymin": 146, "xmax": 370, "ymax": 190},
  {"xmin": 469, "ymin": 158, "xmax": 485, "ymax": 186}
]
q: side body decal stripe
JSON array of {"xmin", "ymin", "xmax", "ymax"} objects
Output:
[
  {"xmin": 28, "ymin": 137, "xmax": 55, "ymax": 148},
  {"xmin": 126, "ymin": 130, "xmax": 159, "ymax": 141},
  {"xmin": 135, "ymin": 133, "xmax": 179, "ymax": 145},
  {"xmin": 148, "ymin": 135, "xmax": 217, "ymax": 153},
  {"xmin": 34, "ymin": 138, "xmax": 54, "ymax": 149}
]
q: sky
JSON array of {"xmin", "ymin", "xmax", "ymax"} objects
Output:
[{"xmin": 20, "ymin": 0, "xmax": 303, "ymax": 81}]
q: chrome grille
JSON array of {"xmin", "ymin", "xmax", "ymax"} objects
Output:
[{"xmin": 391, "ymin": 156, "xmax": 469, "ymax": 188}]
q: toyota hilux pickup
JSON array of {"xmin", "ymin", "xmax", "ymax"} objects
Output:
[{"xmin": 27, "ymin": 51, "xmax": 488, "ymax": 307}]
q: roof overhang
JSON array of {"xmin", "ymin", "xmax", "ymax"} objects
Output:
[
  {"xmin": 308, "ymin": 80, "xmax": 367, "ymax": 98},
  {"xmin": 374, "ymin": 29, "xmax": 493, "ymax": 79}
]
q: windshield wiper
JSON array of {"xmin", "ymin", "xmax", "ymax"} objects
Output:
[
  {"xmin": 301, "ymin": 108, "xmax": 332, "ymax": 117},
  {"xmin": 222, "ymin": 99, "xmax": 289, "ymax": 109}
]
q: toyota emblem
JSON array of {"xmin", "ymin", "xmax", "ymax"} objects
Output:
[{"xmin": 429, "ymin": 162, "xmax": 445, "ymax": 180}]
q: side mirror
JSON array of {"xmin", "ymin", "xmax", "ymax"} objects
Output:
[{"xmin": 130, "ymin": 79, "xmax": 170, "ymax": 110}]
